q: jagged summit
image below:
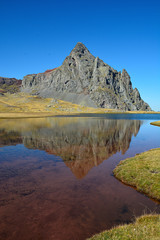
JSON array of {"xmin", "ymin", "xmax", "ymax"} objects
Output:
[
  {"xmin": 21, "ymin": 43, "xmax": 151, "ymax": 111},
  {"xmin": 70, "ymin": 42, "xmax": 93, "ymax": 56},
  {"xmin": 63, "ymin": 42, "xmax": 95, "ymax": 67},
  {"xmin": 72, "ymin": 42, "xmax": 88, "ymax": 51}
]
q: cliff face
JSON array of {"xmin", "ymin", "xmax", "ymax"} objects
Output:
[
  {"xmin": 0, "ymin": 77, "xmax": 22, "ymax": 94},
  {"xmin": 21, "ymin": 42, "xmax": 151, "ymax": 111}
]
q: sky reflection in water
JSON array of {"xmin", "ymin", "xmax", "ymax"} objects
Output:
[{"xmin": 0, "ymin": 115, "xmax": 160, "ymax": 240}]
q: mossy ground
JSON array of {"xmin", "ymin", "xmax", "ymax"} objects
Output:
[
  {"xmin": 150, "ymin": 121, "xmax": 160, "ymax": 127},
  {"xmin": 114, "ymin": 148, "xmax": 160, "ymax": 201},
  {"xmin": 88, "ymin": 214, "xmax": 160, "ymax": 240}
]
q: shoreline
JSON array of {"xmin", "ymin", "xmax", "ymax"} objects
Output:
[
  {"xmin": 0, "ymin": 111, "xmax": 160, "ymax": 119},
  {"xmin": 150, "ymin": 121, "xmax": 160, "ymax": 127},
  {"xmin": 113, "ymin": 148, "xmax": 160, "ymax": 201},
  {"xmin": 0, "ymin": 93, "xmax": 159, "ymax": 118},
  {"xmin": 88, "ymin": 214, "xmax": 160, "ymax": 240},
  {"xmin": 89, "ymin": 148, "xmax": 160, "ymax": 239}
]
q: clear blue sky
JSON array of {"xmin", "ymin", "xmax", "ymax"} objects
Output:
[{"xmin": 0, "ymin": 0, "xmax": 159, "ymax": 110}]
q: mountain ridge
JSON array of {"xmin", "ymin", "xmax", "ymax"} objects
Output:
[
  {"xmin": 21, "ymin": 42, "xmax": 151, "ymax": 111},
  {"xmin": 0, "ymin": 77, "xmax": 22, "ymax": 94}
]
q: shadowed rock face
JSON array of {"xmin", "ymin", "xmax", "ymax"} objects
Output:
[
  {"xmin": 21, "ymin": 42, "xmax": 151, "ymax": 111},
  {"xmin": 0, "ymin": 117, "xmax": 142, "ymax": 179},
  {"xmin": 0, "ymin": 77, "xmax": 22, "ymax": 93}
]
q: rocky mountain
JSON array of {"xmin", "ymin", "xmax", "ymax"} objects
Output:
[
  {"xmin": 0, "ymin": 77, "xmax": 22, "ymax": 94},
  {"xmin": 21, "ymin": 43, "xmax": 151, "ymax": 111}
]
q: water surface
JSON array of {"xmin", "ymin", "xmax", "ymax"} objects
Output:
[{"xmin": 0, "ymin": 114, "xmax": 160, "ymax": 240}]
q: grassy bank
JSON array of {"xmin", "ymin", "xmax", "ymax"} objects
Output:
[
  {"xmin": 0, "ymin": 93, "xmax": 159, "ymax": 118},
  {"xmin": 0, "ymin": 92, "xmax": 114, "ymax": 118},
  {"xmin": 150, "ymin": 121, "xmax": 160, "ymax": 127},
  {"xmin": 88, "ymin": 214, "xmax": 160, "ymax": 240},
  {"xmin": 89, "ymin": 149, "xmax": 160, "ymax": 239},
  {"xmin": 113, "ymin": 148, "xmax": 160, "ymax": 201},
  {"xmin": 0, "ymin": 112, "xmax": 57, "ymax": 118}
]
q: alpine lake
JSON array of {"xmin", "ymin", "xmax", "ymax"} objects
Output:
[{"xmin": 0, "ymin": 113, "xmax": 160, "ymax": 240}]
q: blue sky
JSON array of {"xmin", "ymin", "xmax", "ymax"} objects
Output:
[{"xmin": 0, "ymin": 0, "xmax": 159, "ymax": 110}]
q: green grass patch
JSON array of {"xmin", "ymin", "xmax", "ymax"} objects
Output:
[
  {"xmin": 113, "ymin": 148, "xmax": 160, "ymax": 200},
  {"xmin": 88, "ymin": 214, "xmax": 160, "ymax": 240}
]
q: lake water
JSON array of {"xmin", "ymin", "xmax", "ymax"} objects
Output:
[{"xmin": 0, "ymin": 114, "xmax": 160, "ymax": 240}]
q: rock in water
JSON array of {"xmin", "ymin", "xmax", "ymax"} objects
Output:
[{"xmin": 21, "ymin": 42, "xmax": 151, "ymax": 111}]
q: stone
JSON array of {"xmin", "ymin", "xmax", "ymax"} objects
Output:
[
  {"xmin": 0, "ymin": 77, "xmax": 22, "ymax": 94},
  {"xmin": 21, "ymin": 42, "xmax": 151, "ymax": 111}
]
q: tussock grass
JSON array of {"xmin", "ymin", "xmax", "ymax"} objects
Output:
[
  {"xmin": 88, "ymin": 214, "xmax": 160, "ymax": 240},
  {"xmin": 0, "ymin": 92, "xmax": 114, "ymax": 118},
  {"xmin": 114, "ymin": 148, "xmax": 160, "ymax": 200},
  {"xmin": 0, "ymin": 93, "xmax": 158, "ymax": 118},
  {"xmin": 150, "ymin": 121, "xmax": 160, "ymax": 127},
  {"xmin": 90, "ymin": 147, "xmax": 160, "ymax": 239}
]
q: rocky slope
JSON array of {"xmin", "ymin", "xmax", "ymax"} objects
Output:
[
  {"xmin": 21, "ymin": 42, "xmax": 151, "ymax": 111},
  {"xmin": 0, "ymin": 77, "xmax": 22, "ymax": 94}
]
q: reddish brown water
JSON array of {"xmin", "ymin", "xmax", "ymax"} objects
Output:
[{"xmin": 0, "ymin": 115, "xmax": 160, "ymax": 240}]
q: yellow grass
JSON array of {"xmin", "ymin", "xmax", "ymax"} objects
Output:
[
  {"xmin": 114, "ymin": 148, "xmax": 160, "ymax": 200},
  {"xmin": 150, "ymin": 121, "xmax": 160, "ymax": 127},
  {"xmin": 88, "ymin": 214, "xmax": 160, "ymax": 240},
  {"xmin": 0, "ymin": 92, "xmax": 115, "ymax": 118},
  {"xmin": 0, "ymin": 92, "xmax": 158, "ymax": 118},
  {"xmin": 0, "ymin": 112, "xmax": 57, "ymax": 118}
]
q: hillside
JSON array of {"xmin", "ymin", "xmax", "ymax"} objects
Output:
[
  {"xmin": 21, "ymin": 42, "xmax": 151, "ymax": 111},
  {"xmin": 0, "ymin": 77, "xmax": 21, "ymax": 94},
  {"xmin": 0, "ymin": 92, "xmax": 114, "ymax": 114}
]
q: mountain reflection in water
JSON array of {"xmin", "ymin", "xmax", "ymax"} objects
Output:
[
  {"xmin": 0, "ymin": 117, "xmax": 141, "ymax": 178},
  {"xmin": 0, "ymin": 116, "xmax": 160, "ymax": 240}
]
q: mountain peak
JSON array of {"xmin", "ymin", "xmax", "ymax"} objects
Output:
[
  {"xmin": 73, "ymin": 42, "xmax": 88, "ymax": 51},
  {"xmin": 70, "ymin": 42, "xmax": 91, "ymax": 55},
  {"xmin": 22, "ymin": 44, "xmax": 151, "ymax": 111},
  {"xmin": 69, "ymin": 42, "xmax": 95, "ymax": 62}
]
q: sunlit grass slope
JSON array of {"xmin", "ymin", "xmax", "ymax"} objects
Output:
[
  {"xmin": 0, "ymin": 92, "xmax": 114, "ymax": 118},
  {"xmin": 0, "ymin": 92, "xmax": 158, "ymax": 118},
  {"xmin": 88, "ymin": 214, "xmax": 160, "ymax": 240},
  {"xmin": 114, "ymin": 148, "xmax": 160, "ymax": 200}
]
